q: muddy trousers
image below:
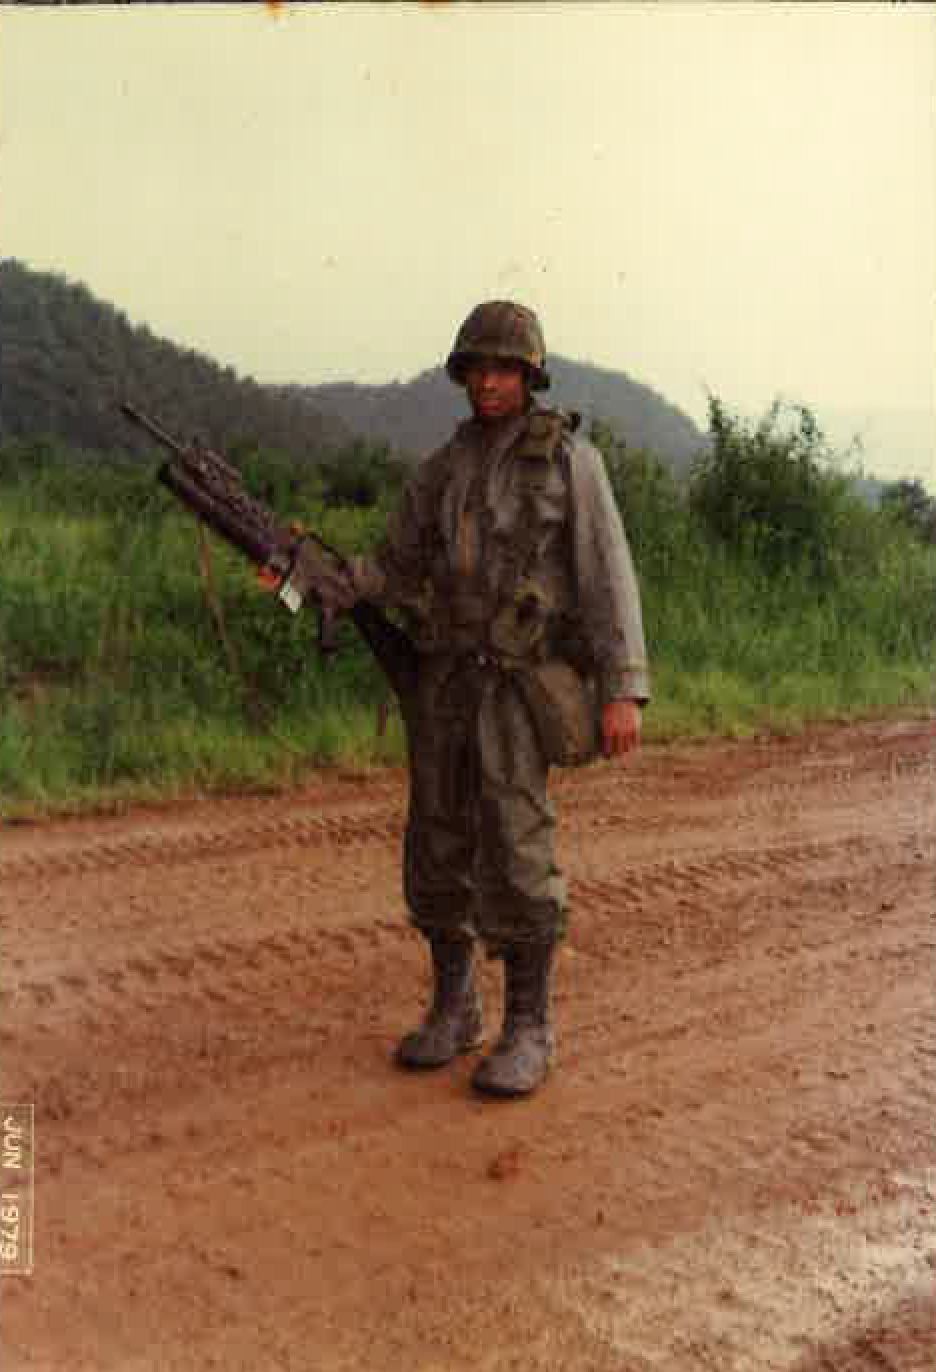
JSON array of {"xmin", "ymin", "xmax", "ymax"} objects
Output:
[{"xmin": 403, "ymin": 658, "xmax": 566, "ymax": 955}]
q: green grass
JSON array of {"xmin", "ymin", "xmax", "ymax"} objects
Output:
[{"xmin": 0, "ymin": 439, "xmax": 933, "ymax": 818}]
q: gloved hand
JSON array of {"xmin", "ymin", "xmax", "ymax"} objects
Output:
[{"xmin": 601, "ymin": 699, "xmax": 641, "ymax": 759}]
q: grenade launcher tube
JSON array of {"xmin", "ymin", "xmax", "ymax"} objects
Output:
[{"xmin": 157, "ymin": 461, "xmax": 290, "ymax": 573}]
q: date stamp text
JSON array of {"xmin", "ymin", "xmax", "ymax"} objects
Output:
[{"xmin": 1, "ymin": 1105, "xmax": 34, "ymax": 1274}]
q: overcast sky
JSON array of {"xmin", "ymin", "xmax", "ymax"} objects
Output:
[{"xmin": 1, "ymin": 3, "xmax": 933, "ymax": 483}]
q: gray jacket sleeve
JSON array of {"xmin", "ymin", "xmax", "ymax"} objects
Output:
[{"xmin": 567, "ymin": 437, "xmax": 650, "ymax": 706}]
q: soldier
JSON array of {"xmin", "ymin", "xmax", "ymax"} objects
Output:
[{"xmin": 345, "ymin": 301, "xmax": 649, "ymax": 1097}]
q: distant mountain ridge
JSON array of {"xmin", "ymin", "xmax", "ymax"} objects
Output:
[
  {"xmin": 286, "ymin": 355, "xmax": 708, "ymax": 471},
  {"xmin": 1, "ymin": 258, "xmax": 709, "ymax": 474},
  {"xmin": 2, "ymin": 259, "xmax": 926, "ymax": 499},
  {"xmin": 0, "ymin": 259, "xmax": 350, "ymax": 460}
]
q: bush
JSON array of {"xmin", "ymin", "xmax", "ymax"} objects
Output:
[
  {"xmin": 588, "ymin": 420, "xmax": 690, "ymax": 584},
  {"xmin": 689, "ymin": 397, "xmax": 867, "ymax": 586},
  {"xmin": 880, "ymin": 478, "xmax": 936, "ymax": 545}
]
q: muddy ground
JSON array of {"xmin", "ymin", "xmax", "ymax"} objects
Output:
[{"xmin": 1, "ymin": 718, "xmax": 934, "ymax": 1371}]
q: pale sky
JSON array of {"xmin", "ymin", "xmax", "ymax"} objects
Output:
[{"xmin": 1, "ymin": 3, "xmax": 934, "ymax": 483}]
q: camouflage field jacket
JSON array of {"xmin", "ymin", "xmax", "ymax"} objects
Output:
[{"xmin": 348, "ymin": 407, "xmax": 650, "ymax": 708}]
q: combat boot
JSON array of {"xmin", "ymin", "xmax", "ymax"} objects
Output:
[
  {"xmin": 471, "ymin": 943, "xmax": 556, "ymax": 1097},
  {"xmin": 396, "ymin": 935, "xmax": 483, "ymax": 1069}
]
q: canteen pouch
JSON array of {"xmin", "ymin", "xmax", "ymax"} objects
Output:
[{"xmin": 515, "ymin": 659, "xmax": 600, "ymax": 768}]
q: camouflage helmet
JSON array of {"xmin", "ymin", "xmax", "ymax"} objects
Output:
[{"xmin": 446, "ymin": 300, "xmax": 550, "ymax": 391}]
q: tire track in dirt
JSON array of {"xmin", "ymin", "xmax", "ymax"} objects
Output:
[
  {"xmin": 2, "ymin": 719, "xmax": 929, "ymax": 883},
  {"xmin": 2, "ymin": 719, "xmax": 934, "ymax": 1372},
  {"xmin": 3, "ymin": 828, "xmax": 922, "ymax": 1040},
  {"xmin": 0, "ymin": 809, "xmax": 406, "ymax": 883},
  {"xmin": 0, "ymin": 793, "xmax": 923, "ymax": 891},
  {"xmin": 10, "ymin": 936, "xmax": 934, "ymax": 1372},
  {"xmin": 5, "ymin": 826, "xmax": 933, "ymax": 1177}
]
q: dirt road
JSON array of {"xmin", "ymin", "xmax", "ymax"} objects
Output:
[{"xmin": 2, "ymin": 718, "xmax": 934, "ymax": 1371}]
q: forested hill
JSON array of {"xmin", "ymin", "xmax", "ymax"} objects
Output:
[
  {"xmin": 0, "ymin": 260, "xmax": 350, "ymax": 460},
  {"xmin": 286, "ymin": 355, "xmax": 708, "ymax": 471},
  {"xmin": 1, "ymin": 258, "xmax": 706, "ymax": 471}
]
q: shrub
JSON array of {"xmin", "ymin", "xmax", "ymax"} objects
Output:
[
  {"xmin": 588, "ymin": 419, "xmax": 689, "ymax": 583},
  {"xmin": 689, "ymin": 397, "xmax": 867, "ymax": 586},
  {"xmin": 880, "ymin": 478, "xmax": 936, "ymax": 545}
]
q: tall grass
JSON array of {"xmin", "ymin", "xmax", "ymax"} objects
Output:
[{"xmin": 0, "ymin": 425, "xmax": 933, "ymax": 816}]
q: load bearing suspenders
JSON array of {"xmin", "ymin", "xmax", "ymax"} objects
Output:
[
  {"xmin": 495, "ymin": 410, "xmax": 569, "ymax": 612},
  {"xmin": 429, "ymin": 409, "xmax": 578, "ymax": 657}
]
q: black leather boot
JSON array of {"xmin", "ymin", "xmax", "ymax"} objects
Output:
[
  {"xmin": 396, "ymin": 935, "xmax": 483, "ymax": 1069},
  {"xmin": 471, "ymin": 943, "xmax": 556, "ymax": 1096}
]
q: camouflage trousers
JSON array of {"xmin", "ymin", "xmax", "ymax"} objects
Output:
[{"xmin": 403, "ymin": 654, "xmax": 566, "ymax": 954}]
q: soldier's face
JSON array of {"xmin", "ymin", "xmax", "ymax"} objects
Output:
[{"xmin": 463, "ymin": 358, "xmax": 529, "ymax": 423}]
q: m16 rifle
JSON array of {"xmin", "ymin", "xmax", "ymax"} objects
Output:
[{"xmin": 119, "ymin": 403, "xmax": 419, "ymax": 710}]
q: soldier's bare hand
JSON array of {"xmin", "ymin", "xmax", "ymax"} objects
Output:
[
  {"xmin": 256, "ymin": 565, "xmax": 282, "ymax": 591},
  {"xmin": 602, "ymin": 699, "xmax": 641, "ymax": 759}
]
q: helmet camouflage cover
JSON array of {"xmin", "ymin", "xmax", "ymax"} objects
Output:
[{"xmin": 446, "ymin": 300, "xmax": 550, "ymax": 391}]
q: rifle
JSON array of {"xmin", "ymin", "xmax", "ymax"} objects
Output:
[{"xmin": 119, "ymin": 403, "xmax": 419, "ymax": 709}]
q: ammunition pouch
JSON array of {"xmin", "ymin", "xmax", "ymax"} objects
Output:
[{"xmin": 488, "ymin": 582, "xmax": 553, "ymax": 659}]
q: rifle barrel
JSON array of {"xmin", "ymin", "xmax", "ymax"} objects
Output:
[{"xmin": 120, "ymin": 402, "xmax": 184, "ymax": 455}]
